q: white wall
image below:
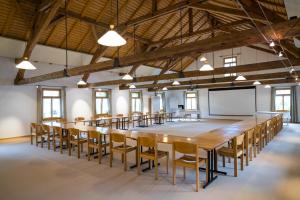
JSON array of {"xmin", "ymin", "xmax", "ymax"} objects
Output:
[
  {"xmin": 66, "ymin": 88, "xmax": 93, "ymax": 122},
  {"xmin": 0, "ymin": 86, "xmax": 36, "ymax": 138}
]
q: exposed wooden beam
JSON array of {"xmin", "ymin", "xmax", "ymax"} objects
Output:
[
  {"xmin": 16, "ymin": 18, "xmax": 300, "ymax": 85},
  {"xmin": 280, "ymin": 40, "xmax": 300, "ymax": 58},
  {"xmin": 14, "ymin": 0, "xmax": 63, "ymax": 84},
  {"xmin": 120, "ymin": 70, "xmax": 299, "ymax": 90},
  {"xmin": 91, "ymin": 59, "xmax": 300, "ymax": 87},
  {"xmin": 148, "ymin": 78, "xmax": 297, "ymax": 91},
  {"xmin": 38, "ymin": 0, "xmax": 54, "ymax": 12},
  {"xmin": 247, "ymin": 45, "xmax": 276, "ymax": 56},
  {"xmin": 188, "ymin": 8, "xmax": 193, "ymax": 35},
  {"xmin": 152, "ymin": 0, "xmax": 157, "ymax": 14},
  {"xmin": 188, "ymin": 2, "xmax": 268, "ymax": 23}
]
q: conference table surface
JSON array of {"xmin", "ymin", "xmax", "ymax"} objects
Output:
[{"xmin": 44, "ymin": 113, "xmax": 279, "ymax": 151}]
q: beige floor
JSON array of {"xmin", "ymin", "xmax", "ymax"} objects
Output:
[{"xmin": 0, "ymin": 121, "xmax": 300, "ymax": 200}]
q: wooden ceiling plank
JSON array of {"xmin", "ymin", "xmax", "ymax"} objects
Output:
[{"xmin": 15, "ymin": 18, "xmax": 300, "ymax": 85}]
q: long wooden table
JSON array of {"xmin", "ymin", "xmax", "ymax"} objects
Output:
[{"xmin": 43, "ymin": 113, "xmax": 282, "ymax": 188}]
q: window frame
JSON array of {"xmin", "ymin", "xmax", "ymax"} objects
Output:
[
  {"xmin": 223, "ymin": 56, "xmax": 237, "ymax": 77},
  {"xmin": 94, "ymin": 90, "xmax": 111, "ymax": 114},
  {"xmin": 156, "ymin": 92, "xmax": 166, "ymax": 112},
  {"xmin": 42, "ymin": 88, "xmax": 62, "ymax": 119},
  {"xmin": 275, "ymin": 88, "xmax": 291, "ymax": 111},
  {"xmin": 185, "ymin": 91, "xmax": 198, "ymax": 110},
  {"xmin": 130, "ymin": 91, "xmax": 143, "ymax": 113}
]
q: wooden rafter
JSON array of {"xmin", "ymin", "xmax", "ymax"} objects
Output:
[
  {"xmin": 14, "ymin": 0, "xmax": 63, "ymax": 84},
  {"xmin": 15, "ymin": 18, "xmax": 300, "ymax": 85}
]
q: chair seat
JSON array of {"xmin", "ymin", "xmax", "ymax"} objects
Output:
[
  {"xmin": 113, "ymin": 144, "xmax": 136, "ymax": 152},
  {"xmin": 218, "ymin": 147, "xmax": 243, "ymax": 157},
  {"xmin": 175, "ymin": 155, "xmax": 206, "ymax": 168},
  {"xmin": 140, "ymin": 149, "xmax": 168, "ymax": 159},
  {"xmin": 70, "ymin": 138, "xmax": 87, "ymax": 144},
  {"xmin": 88, "ymin": 142, "xmax": 110, "ymax": 148}
]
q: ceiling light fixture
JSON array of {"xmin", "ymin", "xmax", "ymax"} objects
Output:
[
  {"xmin": 290, "ymin": 68, "xmax": 295, "ymax": 74},
  {"xmin": 16, "ymin": 58, "xmax": 36, "ymax": 70},
  {"xmin": 269, "ymin": 41, "xmax": 275, "ymax": 47},
  {"xmin": 253, "ymin": 80, "xmax": 261, "ymax": 85},
  {"xmin": 200, "ymin": 56, "xmax": 207, "ymax": 62},
  {"xmin": 235, "ymin": 74, "xmax": 247, "ymax": 81},
  {"xmin": 77, "ymin": 79, "xmax": 87, "ymax": 86},
  {"xmin": 122, "ymin": 73, "xmax": 133, "ymax": 80},
  {"xmin": 162, "ymin": 87, "xmax": 168, "ymax": 91},
  {"xmin": 199, "ymin": 63, "xmax": 214, "ymax": 71},
  {"xmin": 172, "ymin": 80, "xmax": 180, "ymax": 86},
  {"xmin": 98, "ymin": 0, "xmax": 126, "ymax": 47},
  {"xmin": 264, "ymin": 84, "xmax": 271, "ymax": 88},
  {"xmin": 129, "ymin": 84, "xmax": 136, "ymax": 89},
  {"xmin": 278, "ymin": 51, "xmax": 283, "ymax": 57}
]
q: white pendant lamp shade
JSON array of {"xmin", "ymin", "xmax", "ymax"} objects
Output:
[
  {"xmin": 278, "ymin": 51, "xmax": 283, "ymax": 57},
  {"xmin": 172, "ymin": 80, "xmax": 180, "ymax": 86},
  {"xmin": 253, "ymin": 80, "xmax": 261, "ymax": 85},
  {"xmin": 269, "ymin": 41, "xmax": 275, "ymax": 47},
  {"xmin": 122, "ymin": 74, "xmax": 133, "ymax": 80},
  {"xmin": 235, "ymin": 74, "xmax": 247, "ymax": 81},
  {"xmin": 162, "ymin": 87, "xmax": 168, "ymax": 91},
  {"xmin": 77, "ymin": 79, "xmax": 87, "ymax": 86},
  {"xmin": 265, "ymin": 84, "xmax": 271, "ymax": 88},
  {"xmin": 129, "ymin": 84, "xmax": 136, "ymax": 89},
  {"xmin": 16, "ymin": 59, "xmax": 36, "ymax": 70},
  {"xmin": 98, "ymin": 25, "xmax": 126, "ymax": 47},
  {"xmin": 199, "ymin": 63, "xmax": 214, "ymax": 71},
  {"xmin": 200, "ymin": 56, "xmax": 207, "ymax": 62}
]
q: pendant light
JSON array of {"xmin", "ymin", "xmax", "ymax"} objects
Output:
[
  {"xmin": 269, "ymin": 41, "xmax": 275, "ymax": 47},
  {"xmin": 16, "ymin": 57, "xmax": 36, "ymax": 70},
  {"xmin": 235, "ymin": 74, "xmax": 247, "ymax": 81},
  {"xmin": 235, "ymin": 48, "xmax": 246, "ymax": 81},
  {"xmin": 200, "ymin": 56, "xmax": 207, "ymax": 62},
  {"xmin": 278, "ymin": 51, "xmax": 283, "ymax": 57},
  {"xmin": 172, "ymin": 80, "xmax": 180, "ymax": 86},
  {"xmin": 265, "ymin": 84, "xmax": 271, "ymax": 88},
  {"xmin": 200, "ymin": 52, "xmax": 214, "ymax": 71},
  {"xmin": 77, "ymin": 79, "xmax": 87, "ymax": 86},
  {"xmin": 162, "ymin": 87, "xmax": 168, "ymax": 91},
  {"xmin": 122, "ymin": 73, "xmax": 133, "ymax": 80},
  {"xmin": 64, "ymin": 0, "xmax": 69, "ymax": 77},
  {"xmin": 253, "ymin": 80, "xmax": 261, "ymax": 85},
  {"xmin": 98, "ymin": 0, "xmax": 126, "ymax": 47},
  {"xmin": 129, "ymin": 84, "xmax": 136, "ymax": 89}
]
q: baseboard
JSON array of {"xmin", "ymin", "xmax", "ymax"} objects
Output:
[{"xmin": 0, "ymin": 135, "xmax": 31, "ymax": 141}]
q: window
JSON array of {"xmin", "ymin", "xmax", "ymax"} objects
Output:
[
  {"xmin": 275, "ymin": 89, "xmax": 291, "ymax": 111},
  {"xmin": 224, "ymin": 57, "xmax": 237, "ymax": 77},
  {"xmin": 157, "ymin": 93, "xmax": 165, "ymax": 111},
  {"xmin": 42, "ymin": 89, "xmax": 62, "ymax": 119},
  {"xmin": 95, "ymin": 91, "xmax": 110, "ymax": 114},
  {"xmin": 131, "ymin": 91, "xmax": 142, "ymax": 112},
  {"xmin": 186, "ymin": 92, "xmax": 197, "ymax": 110}
]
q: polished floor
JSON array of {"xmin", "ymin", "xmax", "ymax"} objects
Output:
[{"xmin": 0, "ymin": 122, "xmax": 299, "ymax": 200}]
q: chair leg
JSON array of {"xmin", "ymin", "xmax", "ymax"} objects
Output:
[
  {"xmin": 48, "ymin": 134, "xmax": 50, "ymax": 150},
  {"xmin": 222, "ymin": 156, "xmax": 225, "ymax": 167},
  {"xmin": 110, "ymin": 152, "xmax": 113, "ymax": 167},
  {"xmin": 173, "ymin": 162, "xmax": 176, "ymax": 185},
  {"xmin": 77, "ymin": 142, "xmax": 80, "ymax": 159},
  {"xmin": 241, "ymin": 153, "xmax": 244, "ymax": 171},
  {"xmin": 53, "ymin": 137, "xmax": 56, "ymax": 152},
  {"xmin": 99, "ymin": 145, "xmax": 102, "ymax": 164},
  {"xmin": 250, "ymin": 146, "xmax": 253, "ymax": 161},
  {"xmin": 68, "ymin": 142, "xmax": 71, "ymax": 156},
  {"xmin": 155, "ymin": 158, "xmax": 158, "ymax": 180},
  {"xmin": 183, "ymin": 167, "xmax": 186, "ymax": 179},
  {"xmin": 253, "ymin": 144, "xmax": 257, "ymax": 158},
  {"xmin": 245, "ymin": 146, "xmax": 249, "ymax": 166},
  {"xmin": 234, "ymin": 157, "xmax": 238, "ymax": 177},
  {"xmin": 196, "ymin": 164, "xmax": 199, "ymax": 192},
  {"xmin": 41, "ymin": 137, "xmax": 44, "ymax": 148},
  {"xmin": 124, "ymin": 152, "xmax": 127, "ymax": 171},
  {"xmin": 60, "ymin": 140, "xmax": 63, "ymax": 154},
  {"xmin": 31, "ymin": 134, "xmax": 33, "ymax": 145},
  {"xmin": 81, "ymin": 143, "xmax": 83, "ymax": 153},
  {"xmin": 137, "ymin": 152, "xmax": 141, "ymax": 175},
  {"xmin": 36, "ymin": 135, "xmax": 38, "ymax": 146},
  {"xmin": 166, "ymin": 154, "xmax": 169, "ymax": 174},
  {"xmin": 88, "ymin": 146, "xmax": 91, "ymax": 161}
]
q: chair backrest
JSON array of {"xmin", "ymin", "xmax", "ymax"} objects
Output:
[
  {"xmin": 254, "ymin": 124, "xmax": 261, "ymax": 138},
  {"xmin": 173, "ymin": 141, "xmax": 197, "ymax": 155},
  {"xmin": 232, "ymin": 134, "xmax": 244, "ymax": 152},
  {"xmin": 110, "ymin": 132, "xmax": 126, "ymax": 143},
  {"xmin": 246, "ymin": 128, "xmax": 254, "ymax": 142},
  {"xmin": 137, "ymin": 136, "xmax": 156, "ymax": 148},
  {"xmin": 53, "ymin": 126, "xmax": 62, "ymax": 136},
  {"xmin": 88, "ymin": 131, "xmax": 100, "ymax": 144},
  {"xmin": 68, "ymin": 128, "xmax": 79, "ymax": 138},
  {"xmin": 75, "ymin": 117, "xmax": 85, "ymax": 122},
  {"xmin": 42, "ymin": 124, "xmax": 50, "ymax": 133}
]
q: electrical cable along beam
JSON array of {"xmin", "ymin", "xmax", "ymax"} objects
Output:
[{"xmin": 15, "ymin": 18, "xmax": 300, "ymax": 85}]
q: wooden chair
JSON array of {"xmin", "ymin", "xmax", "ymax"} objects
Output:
[
  {"xmin": 244, "ymin": 128, "xmax": 254, "ymax": 166},
  {"xmin": 87, "ymin": 131, "xmax": 109, "ymax": 164},
  {"xmin": 75, "ymin": 117, "xmax": 85, "ymax": 124},
  {"xmin": 217, "ymin": 134, "xmax": 245, "ymax": 177},
  {"xmin": 30, "ymin": 123, "xmax": 37, "ymax": 145},
  {"xmin": 260, "ymin": 122, "xmax": 268, "ymax": 149},
  {"xmin": 253, "ymin": 124, "xmax": 261, "ymax": 157},
  {"xmin": 53, "ymin": 126, "xmax": 68, "ymax": 154},
  {"xmin": 68, "ymin": 128, "xmax": 87, "ymax": 159},
  {"xmin": 137, "ymin": 136, "xmax": 169, "ymax": 180},
  {"xmin": 34, "ymin": 124, "xmax": 47, "ymax": 147},
  {"xmin": 109, "ymin": 132, "xmax": 137, "ymax": 171},
  {"xmin": 41, "ymin": 124, "xmax": 53, "ymax": 150},
  {"xmin": 172, "ymin": 141, "xmax": 207, "ymax": 192}
]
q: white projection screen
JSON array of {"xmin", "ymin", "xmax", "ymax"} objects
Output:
[{"xmin": 209, "ymin": 87, "xmax": 256, "ymax": 116}]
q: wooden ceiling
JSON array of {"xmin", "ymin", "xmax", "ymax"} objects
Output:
[{"xmin": 1, "ymin": 0, "xmax": 298, "ymax": 88}]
